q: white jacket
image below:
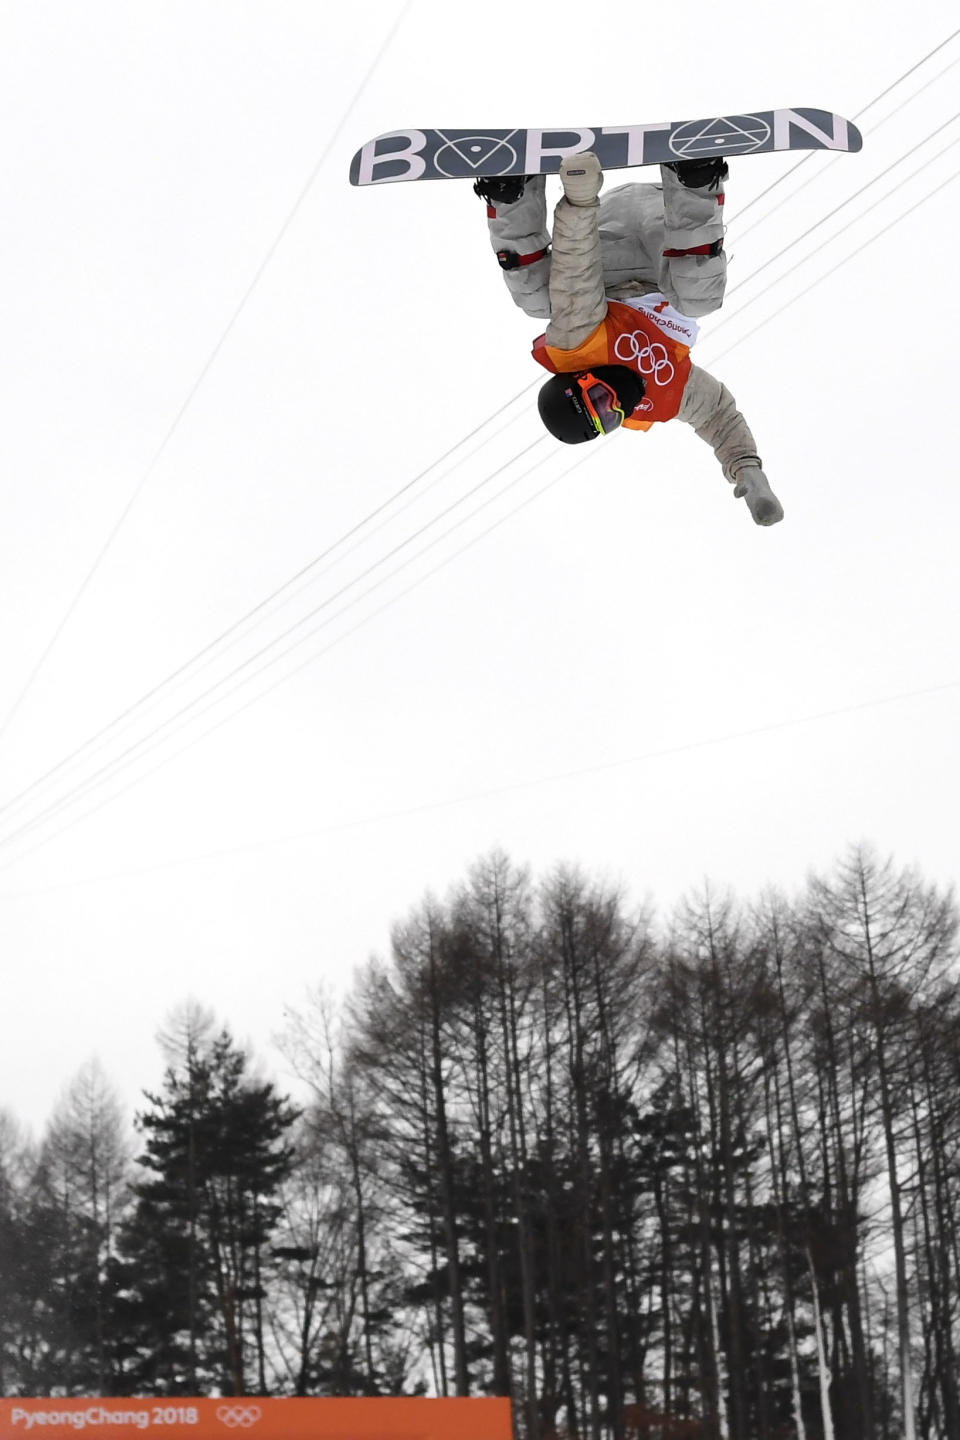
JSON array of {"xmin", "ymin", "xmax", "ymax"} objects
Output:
[{"xmin": 485, "ymin": 168, "xmax": 761, "ymax": 478}]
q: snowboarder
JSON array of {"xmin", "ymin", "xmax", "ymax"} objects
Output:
[{"xmin": 475, "ymin": 152, "xmax": 784, "ymax": 526}]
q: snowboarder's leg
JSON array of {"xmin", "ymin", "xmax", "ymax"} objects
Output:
[
  {"xmin": 594, "ymin": 182, "xmax": 666, "ymax": 295},
  {"xmin": 474, "ymin": 175, "xmax": 551, "ymax": 319},
  {"xmin": 659, "ymin": 158, "xmax": 728, "ymax": 318}
]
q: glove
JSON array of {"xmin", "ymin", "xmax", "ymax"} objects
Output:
[
  {"xmin": 560, "ymin": 152, "xmax": 602, "ymax": 206},
  {"xmin": 730, "ymin": 459, "xmax": 784, "ymax": 527}
]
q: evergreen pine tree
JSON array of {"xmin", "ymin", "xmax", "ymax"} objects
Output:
[{"xmin": 110, "ymin": 1025, "xmax": 298, "ymax": 1395}]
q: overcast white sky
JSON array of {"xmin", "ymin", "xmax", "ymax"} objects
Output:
[{"xmin": 2, "ymin": 0, "xmax": 958, "ymax": 1138}]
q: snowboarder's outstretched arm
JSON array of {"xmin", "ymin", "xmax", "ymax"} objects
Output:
[
  {"xmin": 677, "ymin": 365, "xmax": 758, "ymax": 477},
  {"xmin": 678, "ymin": 365, "xmax": 784, "ymax": 525},
  {"xmin": 544, "ymin": 153, "xmax": 608, "ymax": 349}
]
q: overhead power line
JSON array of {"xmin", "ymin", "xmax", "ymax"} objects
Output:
[
  {"xmin": 0, "ymin": 0, "xmax": 415, "ymax": 748},
  {"xmin": 0, "ymin": 382, "xmax": 537, "ymax": 828},
  {"xmin": 4, "ymin": 17, "xmax": 953, "ymax": 793},
  {"xmin": 3, "ymin": 145, "xmax": 956, "ymax": 868},
  {"xmin": 2, "ymin": 672, "xmax": 956, "ymax": 898},
  {"xmin": 2, "ymin": 28, "xmax": 958, "ymax": 869},
  {"xmin": 3, "ymin": 138, "xmax": 955, "ymax": 866},
  {"xmin": 725, "ymin": 110, "xmax": 960, "ymax": 299},
  {"xmin": 731, "ymin": 22, "xmax": 960, "ymax": 226},
  {"xmin": 0, "ymin": 435, "xmax": 554, "ymax": 858},
  {"xmin": 0, "ymin": 441, "xmax": 590, "ymax": 872},
  {"xmin": 706, "ymin": 164, "xmax": 960, "ymax": 366},
  {"xmin": 731, "ymin": 52, "xmax": 960, "ymax": 248},
  {"xmin": 0, "ymin": 86, "xmax": 924, "ymax": 841},
  {"xmin": 709, "ymin": 131, "xmax": 960, "ymax": 336}
]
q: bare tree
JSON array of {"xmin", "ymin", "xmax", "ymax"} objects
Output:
[
  {"xmin": 41, "ymin": 1059, "xmax": 132, "ymax": 1390},
  {"xmin": 807, "ymin": 846, "xmax": 959, "ymax": 1440}
]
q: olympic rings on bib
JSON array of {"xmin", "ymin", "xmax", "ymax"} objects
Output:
[{"xmin": 613, "ymin": 329, "xmax": 675, "ymax": 386}]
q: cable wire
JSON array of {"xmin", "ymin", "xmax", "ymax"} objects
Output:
[
  {"xmin": 4, "ymin": 148, "xmax": 957, "ymax": 866},
  {"xmin": 5, "ymin": 15, "xmax": 956, "ymax": 775},
  {"xmin": 0, "ymin": 441, "xmax": 588, "ymax": 871},
  {"xmin": 731, "ymin": 52, "xmax": 960, "ymax": 246},
  {"xmin": 706, "ymin": 164, "xmax": 960, "ymax": 366},
  {"xmin": 724, "ymin": 110, "xmax": 960, "ymax": 301},
  {"xmin": 708, "ymin": 131, "xmax": 960, "ymax": 336},
  {"xmin": 4, "ymin": 24, "xmax": 955, "ymax": 819},
  {"xmin": 4, "ymin": 36, "xmax": 960, "ymax": 868},
  {"xmin": 0, "ymin": 381, "xmax": 537, "ymax": 827},
  {"xmin": 0, "ymin": 0, "xmax": 415, "ymax": 747},
  {"xmin": 731, "ymin": 23, "xmax": 960, "ymax": 226},
  {"xmin": 3, "ymin": 671, "xmax": 955, "ymax": 897},
  {"xmin": 0, "ymin": 436, "xmax": 554, "ymax": 860}
]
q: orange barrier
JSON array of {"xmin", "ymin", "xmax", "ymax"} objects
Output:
[{"xmin": 0, "ymin": 1397, "xmax": 512, "ymax": 1440}]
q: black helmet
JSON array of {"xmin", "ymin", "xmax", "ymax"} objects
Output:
[{"xmin": 537, "ymin": 365, "xmax": 645, "ymax": 444}]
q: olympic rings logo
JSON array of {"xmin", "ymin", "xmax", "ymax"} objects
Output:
[
  {"xmin": 613, "ymin": 329, "xmax": 675, "ymax": 386},
  {"xmin": 217, "ymin": 1406, "xmax": 263, "ymax": 1429}
]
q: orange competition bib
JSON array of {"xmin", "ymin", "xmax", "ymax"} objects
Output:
[{"xmin": 533, "ymin": 295, "xmax": 699, "ymax": 431}]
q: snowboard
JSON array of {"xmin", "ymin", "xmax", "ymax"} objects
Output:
[{"xmin": 350, "ymin": 108, "xmax": 862, "ymax": 187}]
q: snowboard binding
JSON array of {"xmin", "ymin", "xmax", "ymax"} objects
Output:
[
  {"xmin": 473, "ymin": 175, "xmax": 530, "ymax": 205},
  {"xmin": 664, "ymin": 156, "xmax": 729, "ymax": 190}
]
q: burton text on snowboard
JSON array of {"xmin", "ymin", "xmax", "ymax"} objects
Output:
[{"xmin": 350, "ymin": 108, "xmax": 863, "ymax": 186}]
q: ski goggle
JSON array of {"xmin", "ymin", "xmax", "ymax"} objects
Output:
[{"xmin": 564, "ymin": 372, "xmax": 626, "ymax": 439}]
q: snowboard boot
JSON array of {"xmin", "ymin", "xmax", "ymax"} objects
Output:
[
  {"xmin": 665, "ymin": 156, "xmax": 729, "ymax": 191},
  {"xmin": 732, "ymin": 463, "xmax": 784, "ymax": 526},
  {"xmin": 473, "ymin": 175, "xmax": 530, "ymax": 205}
]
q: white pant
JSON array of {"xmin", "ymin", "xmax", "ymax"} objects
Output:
[{"xmin": 483, "ymin": 165, "xmax": 727, "ymax": 321}]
